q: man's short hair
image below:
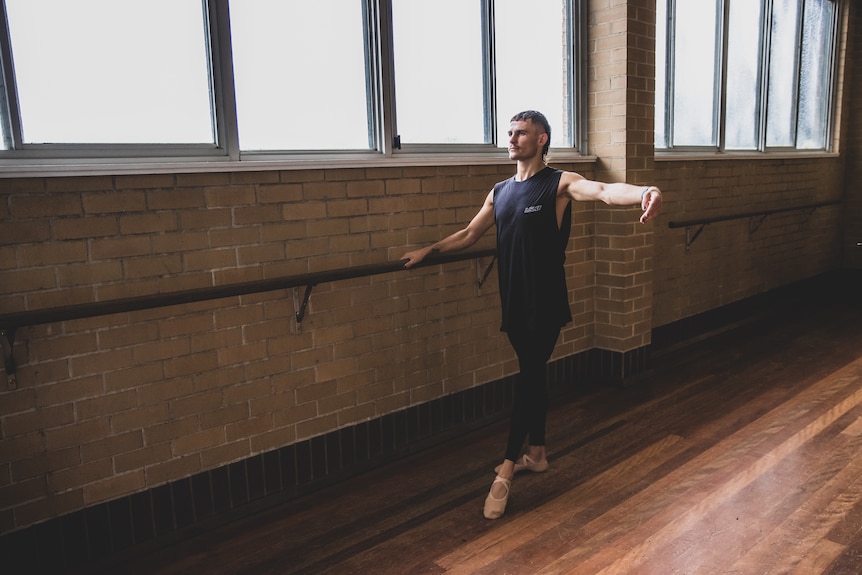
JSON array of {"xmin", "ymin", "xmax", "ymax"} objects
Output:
[{"xmin": 511, "ymin": 110, "xmax": 551, "ymax": 156}]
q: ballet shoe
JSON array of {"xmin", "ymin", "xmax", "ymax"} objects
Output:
[
  {"xmin": 494, "ymin": 454, "xmax": 549, "ymax": 475},
  {"xmin": 483, "ymin": 474, "xmax": 511, "ymax": 520}
]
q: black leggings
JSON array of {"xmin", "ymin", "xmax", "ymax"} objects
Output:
[{"xmin": 504, "ymin": 326, "xmax": 561, "ymax": 462}]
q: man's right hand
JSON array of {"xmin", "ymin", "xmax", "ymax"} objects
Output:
[{"xmin": 401, "ymin": 246, "xmax": 434, "ymax": 269}]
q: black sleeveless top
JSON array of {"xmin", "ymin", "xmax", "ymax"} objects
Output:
[{"xmin": 493, "ymin": 167, "xmax": 572, "ymax": 333}]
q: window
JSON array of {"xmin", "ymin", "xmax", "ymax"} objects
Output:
[
  {"xmin": 3, "ymin": 0, "xmax": 213, "ymax": 146},
  {"xmin": 724, "ymin": 0, "xmax": 763, "ymax": 150},
  {"xmin": 391, "ymin": 0, "xmax": 578, "ymax": 150},
  {"xmin": 494, "ymin": 0, "xmax": 575, "ymax": 150},
  {"xmin": 229, "ymin": 0, "xmax": 372, "ymax": 151},
  {"xmin": 0, "ymin": 0, "xmax": 586, "ymax": 169},
  {"xmin": 391, "ymin": 0, "xmax": 486, "ymax": 145},
  {"xmin": 656, "ymin": 0, "xmax": 839, "ymax": 152}
]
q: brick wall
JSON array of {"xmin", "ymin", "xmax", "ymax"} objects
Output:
[
  {"xmin": 0, "ymin": 159, "xmax": 609, "ymax": 537},
  {"xmin": 0, "ymin": 0, "xmax": 856, "ymax": 550},
  {"xmin": 651, "ymin": 157, "xmax": 846, "ymax": 325},
  {"xmin": 0, "ymin": 165, "xmax": 500, "ymax": 532}
]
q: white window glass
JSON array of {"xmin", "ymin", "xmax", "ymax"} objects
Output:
[
  {"xmin": 671, "ymin": 0, "xmax": 718, "ymax": 146},
  {"xmin": 494, "ymin": 0, "xmax": 569, "ymax": 149},
  {"xmin": 656, "ymin": 0, "xmax": 836, "ymax": 153},
  {"xmin": 765, "ymin": 0, "xmax": 799, "ymax": 148},
  {"xmin": 725, "ymin": 0, "xmax": 762, "ymax": 150},
  {"xmin": 5, "ymin": 0, "xmax": 213, "ymax": 145},
  {"xmin": 654, "ymin": 0, "xmax": 667, "ymax": 149},
  {"xmin": 0, "ymin": 71, "xmax": 11, "ymax": 149},
  {"xmin": 797, "ymin": 0, "xmax": 834, "ymax": 149},
  {"xmin": 229, "ymin": 0, "xmax": 370, "ymax": 151},
  {"xmin": 391, "ymin": 0, "xmax": 485, "ymax": 144}
]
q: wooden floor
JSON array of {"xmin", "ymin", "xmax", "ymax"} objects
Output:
[{"xmin": 80, "ymin": 276, "xmax": 862, "ymax": 575}]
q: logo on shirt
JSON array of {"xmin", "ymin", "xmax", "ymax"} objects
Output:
[{"xmin": 524, "ymin": 205, "xmax": 542, "ymax": 214}]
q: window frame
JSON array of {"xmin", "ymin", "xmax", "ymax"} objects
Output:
[
  {"xmin": 657, "ymin": 0, "xmax": 841, "ymax": 155},
  {"xmin": 0, "ymin": 0, "xmax": 228, "ymax": 161},
  {"xmin": 0, "ymin": 0, "xmax": 589, "ymax": 177}
]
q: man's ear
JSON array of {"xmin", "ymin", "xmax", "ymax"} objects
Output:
[{"xmin": 538, "ymin": 132, "xmax": 549, "ymax": 147}]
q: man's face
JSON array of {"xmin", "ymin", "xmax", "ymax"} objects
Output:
[{"xmin": 507, "ymin": 119, "xmax": 548, "ymax": 161}]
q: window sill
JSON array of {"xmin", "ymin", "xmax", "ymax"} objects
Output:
[
  {"xmin": 655, "ymin": 150, "xmax": 840, "ymax": 162},
  {"xmin": 0, "ymin": 150, "xmax": 598, "ymax": 179}
]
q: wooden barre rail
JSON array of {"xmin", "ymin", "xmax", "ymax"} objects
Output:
[
  {"xmin": 0, "ymin": 248, "xmax": 497, "ymax": 388},
  {"xmin": 667, "ymin": 200, "xmax": 840, "ymax": 251},
  {"xmin": 667, "ymin": 200, "xmax": 841, "ymax": 229}
]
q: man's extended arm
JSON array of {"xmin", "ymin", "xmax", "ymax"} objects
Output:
[
  {"xmin": 559, "ymin": 172, "xmax": 663, "ymax": 224},
  {"xmin": 402, "ymin": 190, "xmax": 496, "ymax": 268}
]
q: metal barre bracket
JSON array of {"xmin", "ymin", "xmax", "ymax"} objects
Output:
[
  {"xmin": 684, "ymin": 224, "xmax": 706, "ymax": 253},
  {"xmin": 476, "ymin": 255, "xmax": 496, "ymax": 289},
  {"xmin": 749, "ymin": 214, "xmax": 769, "ymax": 235},
  {"xmin": 292, "ymin": 284, "xmax": 316, "ymax": 329},
  {"xmin": 800, "ymin": 206, "xmax": 818, "ymax": 225},
  {"xmin": 1, "ymin": 327, "xmax": 17, "ymax": 389}
]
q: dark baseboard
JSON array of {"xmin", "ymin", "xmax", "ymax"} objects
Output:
[{"xmin": 651, "ymin": 268, "xmax": 862, "ymax": 357}]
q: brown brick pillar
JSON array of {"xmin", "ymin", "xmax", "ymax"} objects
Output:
[{"xmin": 587, "ymin": 0, "xmax": 657, "ymax": 362}]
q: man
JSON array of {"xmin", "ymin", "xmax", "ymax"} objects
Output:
[{"xmin": 401, "ymin": 110, "xmax": 663, "ymax": 519}]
